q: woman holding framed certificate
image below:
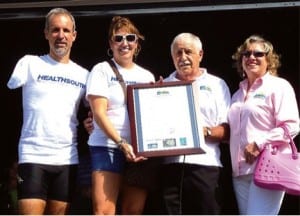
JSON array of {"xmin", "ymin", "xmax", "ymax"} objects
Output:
[{"xmin": 85, "ymin": 16, "xmax": 160, "ymax": 215}]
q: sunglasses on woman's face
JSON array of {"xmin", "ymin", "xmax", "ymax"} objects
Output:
[
  {"xmin": 242, "ymin": 51, "xmax": 267, "ymax": 58},
  {"xmin": 113, "ymin": 34, "xmax": 137, "ymax": 43}
]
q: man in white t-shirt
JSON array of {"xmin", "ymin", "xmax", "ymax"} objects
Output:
[{"xmin": 7, "ymin": 8, "xmax": 89, "ymax": 214}]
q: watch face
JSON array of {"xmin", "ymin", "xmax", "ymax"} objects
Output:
[{"xmin": 207, "ymin": 127, "xmax": 212, "ymax": 136}]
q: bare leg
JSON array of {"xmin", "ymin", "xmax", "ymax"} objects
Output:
[
  {"xmin": 91, "ymin": 171, "xmax": 122, "ymax": 215},
  {"xmin": 18, "ymin": 198, "xmax": 46, "ymax": 215},
  {"xmin": 121, "ymin": 184, "xmax": 148, "ymax": 215},
  {"xmin": 45, "ymin": 200, "xmax": 69, "ymax": 215}
]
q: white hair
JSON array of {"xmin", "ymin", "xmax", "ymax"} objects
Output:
[{"xmin": 171, "ymin": 32, "xmax": 202, "ymax": 53}]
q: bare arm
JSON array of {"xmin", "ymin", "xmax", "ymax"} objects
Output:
[
  {"xmin": 203, "ymin": 123, "xmax": 230, "ymax": 143},
  {"xmin": 88, "ymin": 95, "xmax": 145, "ymax": 162}
]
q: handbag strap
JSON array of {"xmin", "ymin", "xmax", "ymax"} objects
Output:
[
  {"xmin": 107, "ymin": 59, "xmax": 127, "ymax": 102},
  {"xmin": 281, "ymin": 125, "xmax": 298, "ymax": 159}
]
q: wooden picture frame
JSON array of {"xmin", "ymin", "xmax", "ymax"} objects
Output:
[{"xmin": 127, "ymin": 81, "xmax": 206, "ymax": 157}]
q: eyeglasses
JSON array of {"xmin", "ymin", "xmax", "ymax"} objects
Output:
[
  {"xmin": 113, "ymin": 34, "xmax": 137, "ymax": 43},
  {"xmin": 242, "ymin": 51, "xmax": 267, "ymax": 58}
]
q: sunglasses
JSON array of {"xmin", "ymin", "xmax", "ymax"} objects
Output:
[
  {"xmin": 113, "ymin": 34, "xmax": 137, "ymax": 43},
  {"xmin": 242, "ymin": 51, "xmax": 267, "ymax": 58}
]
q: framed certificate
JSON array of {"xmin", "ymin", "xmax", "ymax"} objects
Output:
[{"xmin": 127, "ymin": 80, "xmax": 206, "ymax": 157}]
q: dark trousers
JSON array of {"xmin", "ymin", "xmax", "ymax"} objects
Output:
[{"xmin": 161, "ymin": 163, "xmax": 221, "ymax": 215}]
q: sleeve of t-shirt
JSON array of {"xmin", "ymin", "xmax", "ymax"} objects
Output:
[
  {"xmin": 86, "ymin": 62, "xmax": 110, "ymax": 100},
  {"xmin": 7, "ymin": 55, "xmax": 30, "ymax": 89}
]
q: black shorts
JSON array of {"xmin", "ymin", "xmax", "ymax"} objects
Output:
[{"xmin": 17, "ymin": 163, "xmax": 77, "ymax": 202}]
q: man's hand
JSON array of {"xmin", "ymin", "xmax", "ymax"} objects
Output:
[
  {"xmin": 83, "ymin": 111, "xmax": 94, "ymax": 134},
  {"xmin": 150, "ymin": 76, "xmax": 164, "ymax": 84}
]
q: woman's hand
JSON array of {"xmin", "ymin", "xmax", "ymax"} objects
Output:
[
  {"xmin": 244, "ymin": 142, "xmax": 260, "ymax": 164},
  {"xmin": 119, "ymin": 142, "xmax": 147, "ymax": 162}
]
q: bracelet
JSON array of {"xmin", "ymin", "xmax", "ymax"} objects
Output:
[{"xmin": 116, "ymin": 138, "xmax": 127, "ymax": 148}]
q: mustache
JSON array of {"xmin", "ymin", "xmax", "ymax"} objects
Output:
[
  {"xmin": 54, "ymin": 39, "xmax": 67, "ymax": 45},
  {"xmin": 178, "ymin": 61, "xmax": 191, "ymax": 67}
]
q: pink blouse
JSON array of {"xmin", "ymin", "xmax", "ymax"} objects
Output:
[{"xmin": 228, "ymin": 72, "xmax": 299, "ymax": 177}]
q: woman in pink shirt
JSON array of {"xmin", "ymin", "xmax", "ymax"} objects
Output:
[{"xmin": 228, "ymin": 35, "xmax": 299, "ymax": 215}]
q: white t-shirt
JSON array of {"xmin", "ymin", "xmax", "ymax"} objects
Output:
[
  {"xmin": 163, "ymin": 68, "xmax": 231, "ymax": 167},
  {"xmin": 86, "ymin": 60, "xmax": 155, "ymax": 148},
  {"xmin": 7, "ymin": 54, "xmax": 89, "ymax": 165}
]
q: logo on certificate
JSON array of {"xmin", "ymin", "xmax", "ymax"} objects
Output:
[{"xmin": 163, "ymin": 138, "xmax": 176, "ymax": 147}]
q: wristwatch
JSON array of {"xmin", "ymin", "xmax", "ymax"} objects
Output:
[{"xmin": 206, "ymin": 127, "xmax": 212, "ymax": 137}]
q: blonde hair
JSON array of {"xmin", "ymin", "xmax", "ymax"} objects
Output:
[{"xmin": 232, "ymin": 35, "xmax": 281, "ymax": 78}]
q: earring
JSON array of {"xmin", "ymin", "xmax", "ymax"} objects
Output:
[
  {"xmin": 107, "ymin": 48, "xmax": 113, "ymax": 57},
  {"xmin": 134, "ymin": 46, "xmax": 141, "ymax": 58}
]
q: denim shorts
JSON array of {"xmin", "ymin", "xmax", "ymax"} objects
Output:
[{"xmin": 89, "ymin": 146, "xmax": 126, "ymax": 174}]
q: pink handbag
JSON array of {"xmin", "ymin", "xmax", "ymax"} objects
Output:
[{"xmin": 254, "ymin": 126, "xmax": 300, "ymax": 195}]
